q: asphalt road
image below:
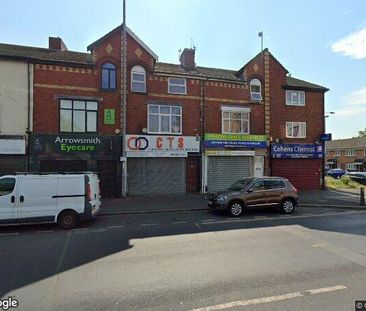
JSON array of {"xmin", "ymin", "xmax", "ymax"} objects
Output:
[{"xmin": 1, "ymin": 206, "xmax": 366, "ymax": 311}]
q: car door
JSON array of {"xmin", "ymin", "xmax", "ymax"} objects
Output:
[
  {"xmin": 0, "ymin": 176, "xmax": 17, "ymax": 223},
  {"xmin": 17, "ymin": 176, "xmax": 58, "ymax": 222},
  {"xmin": 263, "ymin": 179, "xmax": 286, "ymax": 205},
  {"xmin": 245, "ymin": 180, "xmax": 267, "ymax": 207}
]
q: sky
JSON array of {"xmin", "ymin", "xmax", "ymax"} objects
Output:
[{"xmin": 1, "ymin": 0, "xmax": 365, "ymax": 139}]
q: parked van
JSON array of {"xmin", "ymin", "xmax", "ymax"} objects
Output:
[{"xmin": 0, "ymin": 172, "xmax": 101, "ymax": 229}]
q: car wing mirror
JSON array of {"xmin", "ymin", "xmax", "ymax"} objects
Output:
[{"xmin": 247, "ymin": 188, "xmax": 254, "ymax": 193}]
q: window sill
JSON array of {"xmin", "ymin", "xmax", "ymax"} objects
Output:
[
  {"xmin": 286, "ymin": 103, "xmax": 306, "ymax": 107},
  {"xmin": 167, "ymin": 92, "xmax": 187, "ymax": 96},
  {"xmin": 130, "ymin": 91, "xmax": 147, "ymax": 95},
  {"xmin": 147, "ymin": 132, "xmax": 183, "ymax": 136},
  {"xmin": 99, "ymin": 88, "xmax": 117, "ymax": 93}
]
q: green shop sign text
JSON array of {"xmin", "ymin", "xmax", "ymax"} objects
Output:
[{"xmin": 55, "ymin": 136, "xmax": 101, "ymax": 153}]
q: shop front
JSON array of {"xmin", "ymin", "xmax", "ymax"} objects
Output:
[
  {"xmin": 0, "ymin": 136, "xmax": 26, "ymax": 176},
  {"xmin": 125, "ymin": 135, "xmax": 200, "ymax": 196},
  {"xmin": 203, "ymin": 133, "xmax": 268, "ymax": 193},
  {"xmin": 29, "ymin": 134, "xmax": 122, "ymax": 198},
  {"xmin": 271, "ymin": 143, "xmax": 323, "ymax": 190}
]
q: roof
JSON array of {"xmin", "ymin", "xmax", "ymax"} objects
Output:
[
  {"xmin": 0, "ymin": 43, "xmax": 94, "ymax": 66},
  {"xmin": 285, "ymin": 76, "xmax": 328, "ymax": 92},
  {"xmin": 154, "ymin": 62, "xmax": 243, "ymax": 82},
  {"xmin": 326, "ymin": 137, "xmax": 366, "ymax": 150},
  {"xmin": 87, "ymin": 24, "xmax": 159, "ymax": 60}
]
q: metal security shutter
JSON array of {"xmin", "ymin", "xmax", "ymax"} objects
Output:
[
  {"xmin": 128, "ymin": 158, "xmax": 186, "ymax": 195},
  {"xmin": 207, "ymin": 156, "xmax": 251, "ymax": 192}
]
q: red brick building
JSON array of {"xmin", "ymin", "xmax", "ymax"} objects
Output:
[{"xmin": 0, "ymin": 25, "xmax": 328, "ymax": 196}]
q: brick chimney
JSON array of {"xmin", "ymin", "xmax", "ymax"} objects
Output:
[
  {"xmin": 179, "ymin": 48, "xmax": 196, "ymax": 70},
  {"xmin": 48, "ymin": 37, "xmax": 68, "ymax": 51}
]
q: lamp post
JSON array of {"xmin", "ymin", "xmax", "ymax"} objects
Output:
[{"xmin": 323, "ymin": 111, "xmax": 335, "ymax": 189}]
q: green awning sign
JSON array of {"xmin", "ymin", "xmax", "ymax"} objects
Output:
[{"xmin": 104, "ymin": 109, "xmax": 115, "ymax": 125}]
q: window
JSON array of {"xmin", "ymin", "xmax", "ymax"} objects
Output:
[
  {"xmin": 263, "ymin": 179, "xmax": 286, "ymax": 190},
  {"xmin": 345, "ymin": 149, "xmax": 356, "ymax": 156},
  {"xmin": 335, "ymin": 150, "xmax": 341, "ymax": 157},
  {"xmin": 250, "ymin": 79, "xmax": 262, "ymax": 102},
  {"xmin": 222, "ymin": 108, "xmax": 250, "ymax": 134},
  {"xmin": 60, "ymin": 99, "xmax": 98, "ymax": 133},
  {"xmin": 101, "ymin": 63, "xmax": 116, "ymax": 90},
  {"xmin": 346, "ymin": 163, "xmax": 357, "ymax": 171},
  {"xmin": 148, "ymin": 104, "xmax": 182, "ymax": 134},
  {"xmin": 286, "ymin": 122, "xmax": 306, "ymax": 138},
  {"xmin": 168, "ymin": 78, "xmax": 186, "ymax": 94},
  {"xmin": 131, "ymin": 65, "xmax": 146, "ymax": 93},
  {"xmin": 286, "ymin": 90, "xmax": 305, "ymax": 106},
  {"xmin": 249, "ymin": 180, "xmax": 265, "ymax": 192},
  {"xmin": 0, "ymin": 178, "xmax": 15, "ymax": 196}
]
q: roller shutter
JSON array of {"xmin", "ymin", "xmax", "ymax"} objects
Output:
[
  {"xmin": 207, "ymin": 156, "xmax": 251, "ymax": 192},
  {"xmin": 128, "ymin": 158, "xmax": 186, "ymax": 195}
]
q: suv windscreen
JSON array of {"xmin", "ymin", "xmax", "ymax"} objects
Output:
[
  {"xmin": 228, "ymin": 178, "xmax": 255, "ymax": 191},
  {"xmin": 0, "ymin": 178, "xmax": 16, "ymax": 196}
]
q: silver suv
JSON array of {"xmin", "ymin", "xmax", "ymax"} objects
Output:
[{"xmin": 208, "ymin": 177, "xmax": 299, "ymax": 217}]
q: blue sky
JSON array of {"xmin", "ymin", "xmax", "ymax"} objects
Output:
[{"xmin": 1, "ymin": 0, "xmax": 365, "ymax": 139}]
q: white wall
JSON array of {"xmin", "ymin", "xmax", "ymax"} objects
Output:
[{"xmin": 0, "ymin": 60, "xmax": 33, "ymax": 135}]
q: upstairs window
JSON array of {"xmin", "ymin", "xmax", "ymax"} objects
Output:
[
  {"xmin": 286, "ymin": 90, "xmax": 305, "ymax": 106},
  {"xmin": 345, "ymin": 149, "xmax": 356, "ymax": 157},
  {"xmin": 168, "ymin": 78, "xmax": 186, "ymax": 95},
  {"xmin": 335, "ymin": 150, "xmax": 341, "ymax": 157},
  {"xmin": 222, "ymin": 107, "xmax": 250, "ymax": 134},
  {"xmin": 286, "ymin": 121, "xmax": 306, "ymax": 138},
  {"xmin": 101, "ymin": 63, "xmax": 116, "ymax": 90},
  {"xmin": 131, "ymin": 65, "xmax": 146, "ymax": 93},
  {"xmin": 250, "ymin": 79, "xmax": 262, "ymax": 102},
  {"xmin": 60, "ymin": 99, "xmax": 98, "ymax": 133},
  {"xmin": 148, "ymin": 104, "xmax": 182, "ymax": 134}
]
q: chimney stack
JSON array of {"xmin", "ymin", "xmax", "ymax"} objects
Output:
[
  {"xmin": 179, "ymin": 48, "xmax": 196, "ymax": 70},
  {"xmin": 48, "ymin": 37, "xmax": 68, "ymax": 51}
]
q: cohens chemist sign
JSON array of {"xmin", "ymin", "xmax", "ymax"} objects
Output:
[
  {"xmin": 55, "ymin": 136, "xmax": 101, "ymax": 152},
  {"xmin": 271, "ymin": 143, "xmax": 323, "ymax": 159}
]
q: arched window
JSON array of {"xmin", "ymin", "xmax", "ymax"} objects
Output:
[
  {"xmin": 101, "ymin": 63, "xmax": 116, "ymax": 90},
  {"xmin": 250, "ymin": 78, "xmax": 262, "ymax": 101},
  {"xmin": 131, "ymin": 65, "xmax": 146, "ymax": 93}
]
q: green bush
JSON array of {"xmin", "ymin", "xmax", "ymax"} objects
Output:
[{"xmin": 325, "ymin": 176, "xmax": 361, "ymax": 189}]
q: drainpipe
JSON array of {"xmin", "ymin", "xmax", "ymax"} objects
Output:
[{"xmin": 26, "ymin": 60, "xmax": 31, "ymax": 171}]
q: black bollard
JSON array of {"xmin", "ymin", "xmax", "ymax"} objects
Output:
[{"xmin": 360, "ymin": 188, "xmax": 365, "ymax": 206}]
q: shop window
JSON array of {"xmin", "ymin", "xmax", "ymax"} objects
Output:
[
  {"xmin": 168, "ymin": 78, "xmax": 186, "ymax": 95},
  {"xmin": 101, "ymin": 63, "xmax": 116, "ymax": 90},
  {"xmin": 148, "ymin": 104, "xmax": 182, "ymax": 134},
  {"xmin": 222, "ymin": 107, "xmax": 250, "ymax": 134},
  {"xmin": 286, "ymin": 90, "xmax": 305, "ymax": 106},
  {"xmin": 286, "ymin": 122, "xmax": 306, "ymax": 138},
  {"xmin": 250, "ymin": 79, "xmax": 262, "ymax": 102},
  {"xmin": 131, "ymin": 65, "xmax": 146, "ymax": 93},
  {"xmin": 60, "ymin": 99, "xmax": 98, "ymax": 133}
]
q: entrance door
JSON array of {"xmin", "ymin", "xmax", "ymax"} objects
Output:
[
  {"xmin": 97, "ymin": 161, "xmax": 117, "ymax": 198},
  {"xmin": 0, "ymin": 177, "xmax": 17, "ymax": 222}
]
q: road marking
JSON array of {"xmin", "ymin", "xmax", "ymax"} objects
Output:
[
  {"xmin": 36, "ymin": 230, "xmax": 55, "ymax": 234},
  {"xmin": 107, "ymin": 225, "xmax": 125, "ymax": 229},
  {"xmin": 312, "ymin": 243, "xmax": 326, "ymax": 248},
  {"xmin": 201, "ymin": 219, "xmax": 217, "ymax": 222},
  {"xmin": 171, "ymin": 221, "xmax": 187, "ymax": 224},
  {"xmin": 0, "ymin": 232, "xmax": 20, "ymax": 237},
  {"xmin": 306, "ymin": 285, "xmax": 347, "ymax": 295},
  {"xmin": 141, "ymin": 223, "xmax": 157, "ymax": 227},
  {"xmin": 190, "ymin": 285, "xmax": 347, "ymax": 311}
]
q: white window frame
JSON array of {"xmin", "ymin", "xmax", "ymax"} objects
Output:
[
  {"xmin": 346, "ymin": 163, "xmax": 357, "ymax": 171},
  {"xmin": 334, "ymin": 150, "xmax": 341, "ymax": 157},
  {"xmin": 286, "ymin": 122, "xmax": 306, "ymax": 138},
  {"xmin": 249, "ymin": 78, "xmax": 262, "ymax": 102},
  {"xmin": 345, "ymin": 149, "xmax": 356, "ymax": 157},
  {"xmin": 131, "ymin": 65, "xmax": 146, "ymax": 93},
  {"xmin": 168, "ymin": 77, "xmax": 187, "ymax": 95},
  {"xmin": 286, "ymin": 90, "xmax": 305, "ymax": 106},
  {"xmin": 221, "ymin": 106, "xmax": 250, "ymax": 134},
  {"xmin": 147, "ymin": 104, "xmax": 182, "ymax": 134}
]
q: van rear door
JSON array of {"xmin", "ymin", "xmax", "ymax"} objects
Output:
[
  {"xmin": 0, "ymin": 176, "xmax": 17, "ymax": 223},
  {"xmin": 18, "ymin": 176, "xmax": 58, "ymax": 222}
]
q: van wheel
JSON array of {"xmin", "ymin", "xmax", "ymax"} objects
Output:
[
  {"xmin": 228, "ymin": 201, "xmax": 244, "ymax": 217},
  {"xmin": 280, "ymin": 199, "xmax": 295, "ymax": 214},
  {"xmin": 58, "ymin": 211, "xmax": 79, "ymax": 229}
]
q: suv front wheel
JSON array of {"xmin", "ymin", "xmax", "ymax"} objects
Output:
[
  {"xmin": 228, "ymin": 201, "xmax": 244, "ymax": 217},
  {"xmin": 280, "ymin": 199, "xmax": 295, "ymax": 214}
]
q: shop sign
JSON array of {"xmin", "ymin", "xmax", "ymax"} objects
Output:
[
  {"xmin": 125, "ymin": 135, "xmax": 200, "ymax": 157},
  {"xmin": 271, "ymin": 143, "xmax": 323, "ymax": 159},
  {"xmin": 104, "ymin": 109, "xmax": 115, "ymax": 125},
  {"xmin": 204, "ymin": 133, "xmax": 267, "ymax": 148},
  {"xmin": 0, "ymin": 139, "xmax": 26, "ymax": 154},
  {"xmin": 320, "ymin": 133, "xmax": 332, "ymax": 141},
  {"xmin": 206, "ymin": 150, "xmax": 255, "ymax": 156}
]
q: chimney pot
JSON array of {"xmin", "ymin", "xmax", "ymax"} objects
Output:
[{"xmin": 48, "ymin": 37, "xmax": 68, "ymax": 51}]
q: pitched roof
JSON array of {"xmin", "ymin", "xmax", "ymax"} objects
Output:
[
  {"xmin": 154, "ymin": 62, "xmax": 243, "ymax": 82},
  {"xmin": 0, "ymin": 43, "xmax": 94, "ymax": 66},
  {"xmin": 325, "ymin": 137, "xmax": 366, "ymax": 150},
  {"xmin": 87, "ymin": 24, "xmax": 159, "ymax": 60},
  {"xmin": 285, "ymin": 76, "xmax": 328, "ymax": 92}
]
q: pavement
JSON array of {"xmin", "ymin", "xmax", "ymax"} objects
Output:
[
  {"xmin": 1, "ymin": 205, "xmax": 366, "ymax": 310},
  {"xmin": 99, "ymin": 189, "xmax": 365, "ymax": 216}
]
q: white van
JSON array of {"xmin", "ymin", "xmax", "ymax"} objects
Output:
[{"xmin": 0, "ymin": 172, "xmax": 101, "ymax": 229}]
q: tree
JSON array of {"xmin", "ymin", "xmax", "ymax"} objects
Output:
[{"xmin": 358, "ymin": 128, "xmax": 366, "ymax": 137}]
